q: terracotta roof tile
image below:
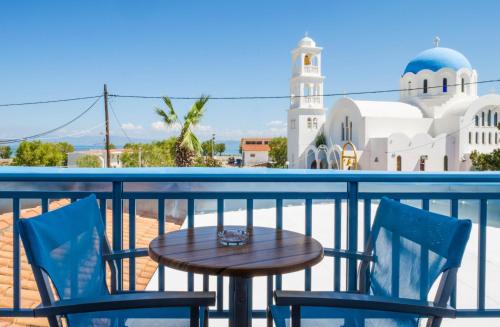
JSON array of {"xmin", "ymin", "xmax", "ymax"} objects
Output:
[{"xmin": 0, "ymin": 199, "xmax": 181, "ymax": 326}]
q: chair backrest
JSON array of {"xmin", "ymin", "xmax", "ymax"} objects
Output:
[
  {"xmin": 19, "ymin": 195, "xmax": 109, "ymax": 303},
  {"xmin": 368, "ymin": 197, "xmax": 471, "ymax": 301}
]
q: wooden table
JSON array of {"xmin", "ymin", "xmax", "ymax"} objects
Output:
[{"xmin": 149, "ymin": 226, "xmax": 324, "ymax": 327}]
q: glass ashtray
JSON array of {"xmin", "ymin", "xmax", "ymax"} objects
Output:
[{"xmin": 218, "ymin": 229, "xmax": 248, "ymax": 246}]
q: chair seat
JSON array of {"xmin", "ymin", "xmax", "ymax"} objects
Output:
[
  {"xmin": 67, "ymin": 306, "xmax": 207, "ymax": 327},
  {"xmin": 270, "ymin": 305, "xmax": 418, "ymax": 327}
]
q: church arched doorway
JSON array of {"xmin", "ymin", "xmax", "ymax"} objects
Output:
[
  {"xmin": 310, "ymin": 160, "xmax": 317, "ymax": 169},
  {"xmin": 306, "ymin": 149, "xmax": 317, "ymax": 169}
]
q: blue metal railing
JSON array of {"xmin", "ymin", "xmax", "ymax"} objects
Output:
[{"xmin": 0, "ymin": 167, "xmax": 499, "ymax": 320}]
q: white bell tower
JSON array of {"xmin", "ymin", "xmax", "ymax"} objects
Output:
[{"xmin": 287, "ymin": 34, "xmax": 326, "ymax": 168}]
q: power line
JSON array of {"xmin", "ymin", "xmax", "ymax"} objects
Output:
[
  {"xmin": 108, "ymin": 98, "xmax": 132, "ymax": 143},
  {"xmin": 0, "ymin": 95, "xmax": 102, "ymax": 108},
  {"xmin": 0, "ymin": 96, "xmax": 102, "ymax": 144},
  {"xmin": 108, "ymin": 78, "xmax": 500, "ymax": 100}
]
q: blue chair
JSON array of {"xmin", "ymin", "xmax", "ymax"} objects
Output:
[
  {"xmin": 271, "ymin": 197, "xmax": 472, "ymax": 327},
  {"xmin": 19, "ymin": 194, "xmax": 215, "ymax": 327}
]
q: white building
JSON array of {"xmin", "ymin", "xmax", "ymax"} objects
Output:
[
  {"xmin": 67, "ymin": 149, "xmax": 124, "ymax": 168},
  {"xmin": 241, "ymin": 138, "xmax": 271, "ymax": 167},
  {"xmin": 288, "ymin": 35, "xmax": 500, "ymax": 171}
]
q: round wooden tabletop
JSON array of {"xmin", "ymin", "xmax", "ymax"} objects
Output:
[{"xmin": 149, "ymin": 226, "xmax": 324, "ymax": 278}]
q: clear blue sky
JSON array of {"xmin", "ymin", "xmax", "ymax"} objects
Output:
[{"xmin": 1, "ymin": 0, "xmax": 499, "ymax": 144}]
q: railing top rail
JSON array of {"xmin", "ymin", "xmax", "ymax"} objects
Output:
[{"xmin": 0, "ymin": 167, "xmax": 499, "ymax": 183}]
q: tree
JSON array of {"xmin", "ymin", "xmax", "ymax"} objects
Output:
[
  {"xmin": 0, "ymin": 146, "xmax": 11, "ymax": 159},
  {"xmin": 120, "ymin": 138, "xmax": 176, "ymax": 167},
  {"xmin": 55, "ymin": 142, "xmax": 74, "ymax": 166},
  {"xmin": 194, "ymin": 156, "xmax": 222, "ymax": 167},
  {"xmin": 269, "ymin": 137, "xmax": 287, "ymax": 168},
  {"xmin": 315, "ymin": 133, "xmax": 327, "ymax": 148},
  {"xmin": 76, "ymin": 154, "xmax": 102, "ymax": 168},
  {"xmin": 12, "ymin": 141, "xmax": 71, "ymax": 166},
  {"xmin": 470, "ymin": 149, "xmax": 500, "ymax": 171},
  {"xmin": 155, "ymin": 95, "xmax": 210, "ymax": 167},
  {"xmin": 215, "ymin": 143, "xmax": 226, "ymax": 156},
  {"xmin": 201, "ymin": 140, "xmax": 214, "ymax": 157}
]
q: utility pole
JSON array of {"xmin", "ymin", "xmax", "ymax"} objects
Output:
[{"xmin": 104, "ymin": 84, "xmax": 111, "ymax": 168}]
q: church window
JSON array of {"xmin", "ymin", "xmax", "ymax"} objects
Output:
[
  {"xmin": 396, "ymin": 156, "xmax": 402, "ymax": 171},
  {"xmin": 349, "ymin": 121, "xmax": 353, "ymax": 140},
  {"xmin": 408, "ymin": 81, "xmax": 412, "ymax": 95},
  {"xmin": 443, "ymin": 155, "xmax": 448, "ymax": 171},
  {"xmin": 488, "ymin": 110, "xmax": 492, "ymax": 126},
  {"xmin": 304, "ymin": 54, "xmax": 311, "ymax": 66},
  {"xmin": 423, "ymin": 79, "xmax": 428, "ymax": 94},
  {"xmin": 461, "ymin": 78, "xmax": 465, "ymax": 93},
  {"xmin": 475, "ymin": 115, "xmax": 479, "ymax": 126},
  {"xmin": 469, "ymin": 132, "xmax": 472, "ymax": 144},
  {"xmin": 307, "ymin": 118, "xmax": 312, "ymax": 129},
  {"xmin": 290, "ymin": 119, "xmax": 296, "ymax": 129},
  {"xmin": 494, "ymin": 112, "xmax": 498, "ymax": 126},
  {"xmin": 482, "ymin": 112, "xmax": 485, "ymax": 126},
  {"xmin": 419, "ymin": 158, "xmax": 426, "ymax": 171},
  {"xmin": 489, "ymin": 132, "xmax": 492, "ymax": 144},
  {"xmin": 341, "ymin": 123, "xmax": 345, "ymax": 141},
  {"xmin": 475, "ymin": 132, "xmax": 479, "ymax": 144},
  {"xmin": 443, "ymin": 78, "xmax": 448, "ymax": 93},
  {"xmin": 313, "ymin": 118, "xmax": 318, "ymax": 129},
  {"xmin": 482, "ymin": 132, "xmax": 485, "ymax": 144}
]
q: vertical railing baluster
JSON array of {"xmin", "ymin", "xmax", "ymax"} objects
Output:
[
  {"xmin": 334, "ymin": 198, "xmax": 341, "ymax": 291},
  {"xmin": 276, "ymin": 199, "xmax": 283, "ymax": 291},
  {"xmin": 112, "ymin": 182, "xmax": 123, "ymax": 291},
  {"xmin": 420, "ymin": 199, "xmax": 430, "ymax": 300},
  {"xmin": 450, "ymin": 199, "xmax": 459, "ymax": 308},
  {"xmin": 217, "ymin": 198, "xmax": 224, "ymax": 312},
  {"xmin": 305, "ymin": 199, "xmax": 312, "ymax": 291},
  {"xmin": 158, "ymin": 198, "xmax": 165, "ymax": 291},
  {"xmin": 347, "ymin": 182, "xmax": 359, "ymax": 291},
  {"xmin": 363, "ymin": 198, "xmax": 371, "ymax": 291},
  {"xmin": 478, "ymin": 199, "xmax": 487, "ymax": 310},
  {"xmin": 99, "ymin": 198, "xmax": 107, "ymax": 226},
  {"xmin": 247, "ymin": 199, "xmax": 253, "ymax": 227},
  {"xmin": 41, "ymin": 198, "xmax": 48, "ymax": 213},
  {"xmin": 129, "ymin": 198, "xmax": 136, "ymax": 291},
  {"xmin": 13, "ymin": 197, "xmax": 20, "ymax": 309},
  {"xmin": 188, "ymin": 199, "xmax": 195, "ymax": 291}
]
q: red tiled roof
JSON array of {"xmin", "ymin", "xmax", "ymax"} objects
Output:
[{"xmin": 241, "ymin": 144, "xmax": 270, "ymax": 152}]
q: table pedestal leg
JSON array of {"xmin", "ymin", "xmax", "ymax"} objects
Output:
[{"xmin": 229, "ymin": 276, "xmax": 251, "ymax": 327}]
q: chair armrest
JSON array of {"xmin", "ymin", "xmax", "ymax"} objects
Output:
[
  {"xmin": 34, "ymin": 291, "xmax": 216, "ymax": 317},
  {"xmin": 324, "ymin": 249, "xmax": 374, "ymax": 261},
  {"xmin": 103, "ymin": 248, "xmax": 149, "ymax": 261},
  {"xmin": 274, "ymin": 291, "xmax": 455, "ymax": 318}
]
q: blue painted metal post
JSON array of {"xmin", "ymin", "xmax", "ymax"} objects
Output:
[
  {"xmin": 276, "ymin": 199, "xmax": 283, "ymax": 291},
  {"xmin": 247, "ymin": 199, "xmax": 253, "ymax": 227},
  {"xmin": 363, "ymin": 198, "xmax": 371, "ymax": 291},
  {"xmin": 347, "ymin": 182, "xmax": 358, "ymax": 291},
  {"xmin": 158, "ymin": 199, "xmax": 165, "ymax": 291},
  {"xmin": 112, "ymin": 182, "xmax": 123, "ymax": 291},
  {"xmin": 217, "ymin": 198, "xmax": 224, "ymax": 312},
  {"xmin": 478, "ymin": 199, "xmax": 487, "ymax": 310},
  {"xmin": 420, "ymin": 199, "xmax": 430, "ymax": 300},
  {"xmin": 41, "ymin": 198, "xmax": 48, "ymax": 213},
  {"xmin": 305, "ymin": 199, "xmax": 312, "ymax": 291},
  {"xmin": 334, "ymin": 198, "xmax": 341, "ymax": 291},
  {"xmin": 450, "ymin": 199, "xmax": 459, "ymax": 308},
  {"xmin": 188, "ymin": 199, "xmax": 195, "ymax": 291},
  {"xmin": 13, "ymin": 198, "xmax": 20, "ymax": 309},
  {"xmin": 129, "ymin": 199, "xmax": 136, "ymax": 291}
]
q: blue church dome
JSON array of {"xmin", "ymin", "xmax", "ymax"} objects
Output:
[{"xmin": 403, "ymin": 47, "xmax": 472, "ymax": 75}]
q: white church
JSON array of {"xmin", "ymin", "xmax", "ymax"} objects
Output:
[{"xmin": 287, "ymin": 35, "xmax": 500, "ymax": 171}]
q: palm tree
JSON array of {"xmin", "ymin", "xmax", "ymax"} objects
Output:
[{"xmin": 155, "ymin": 95, "xmax": 209, "ymax": 167}]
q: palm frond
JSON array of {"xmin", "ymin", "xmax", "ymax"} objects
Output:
[
  {"xmin": 184, "ymin": 95, "xmax": 209, "ymax": 127},
  {"xmin": 154, "ymin": 96, "xmax": 178, "ymax": 126},
  {"xmin": 180, "ymin": 128, "xmax": 202, "ymax": 154}
]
